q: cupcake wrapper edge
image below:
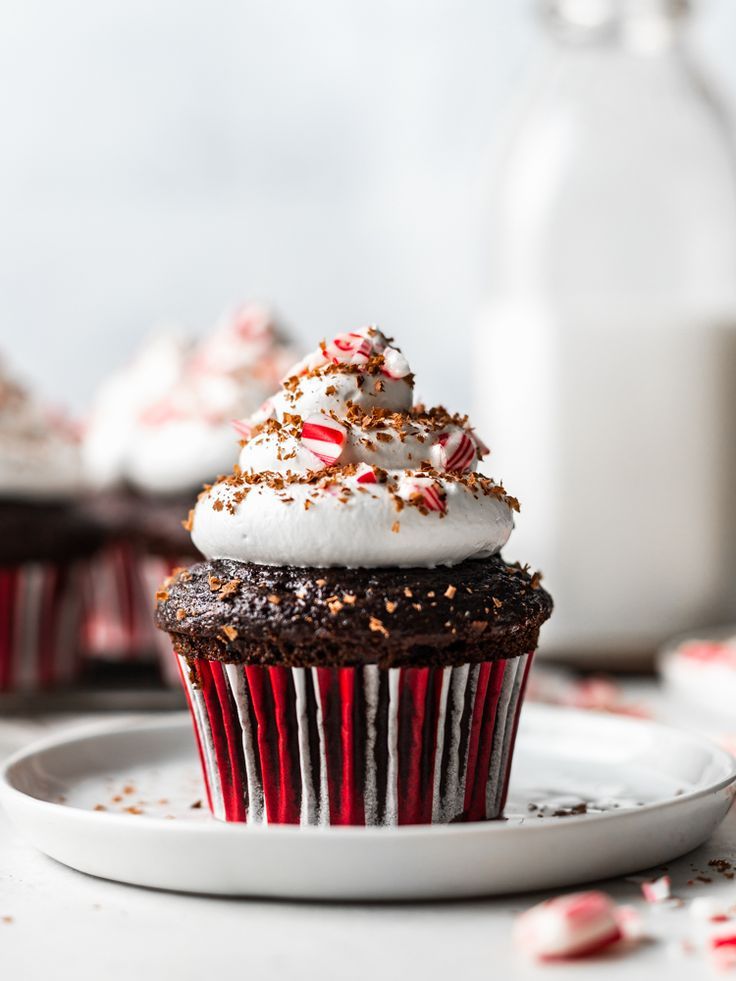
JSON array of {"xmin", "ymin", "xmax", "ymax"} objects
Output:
[
  {"xmin": 0, "ymin": 561, "xmax": 83, "ymax": 692},
  {"xmin": 178, "ymin": 654, "xmax": 532, "ymax": 826}
]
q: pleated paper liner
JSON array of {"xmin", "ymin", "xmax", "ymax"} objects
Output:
[
  {"xmin": 82, "ymin": 545, "xmax": 187, "ymax": 685},
  {"xmin": 81, "ymin": 541, "xmax": 155, "ymax": 662},
  {"xmin": 175, "ymin": 653, "xmax": 533, "ymax": 826},
  {"xmin": 0, "ymin": 561, "xmax": 84, "ymax": 692}
]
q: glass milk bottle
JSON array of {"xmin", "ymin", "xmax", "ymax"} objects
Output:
[{"xmin": 476, "ymin": 0, "xmax": 736, "ymax": 666}]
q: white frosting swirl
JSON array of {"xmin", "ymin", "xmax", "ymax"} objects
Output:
[
  {"xmin": 83, "ymin": 305, "xmax": 296, "ymax": 495},
  {"xmin": 192, "ymin": 327, "xmax": 516, "ymax": 568},
  {"xmin": 82, "ymin": 330, "xmax": 189, "ymax": 490},
  {"xmin": 0, "ymin": 366, "xmax": 83, "ymax": 499}
]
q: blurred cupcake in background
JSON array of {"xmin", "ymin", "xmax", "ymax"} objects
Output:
[
  {"xmin": 82, "ymin": 303, "xmax": 297, "ymax": 681},
  {"xmin": 0, "ymin": 363, "xmax": 102, "ymax": 692},
  {"xmin": 81, "ymin": 329, "xmax": 189, "ymax": 668},
  {"xmin": 659, "ymin": 629, "xmax": 736, "ymax": 731}
]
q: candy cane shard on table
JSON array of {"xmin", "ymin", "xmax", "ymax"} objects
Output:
[
  {"xmin": 513, "ymin": 891, "xmax": 625, "ymax": 961},
  {"xmin": 641, "ymin": 876, "xmax": 672, "ymax": 903}
]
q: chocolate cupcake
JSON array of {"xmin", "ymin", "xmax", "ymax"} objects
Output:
[
  {"xmin": 155, "ymin": 327, "xmax": 552, "ymax": 824},
  {"xmin": 82, "ymin": 305, "xmax": 295, "ymax": 677},
  {"xmin": 0, "ymin": 366, "xmax": 103, "ymax": 691}
]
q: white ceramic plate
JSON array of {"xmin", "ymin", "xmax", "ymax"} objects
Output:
[{"xmin": 1, "ymin": 706, "xmax": 734, "ymax": 900}]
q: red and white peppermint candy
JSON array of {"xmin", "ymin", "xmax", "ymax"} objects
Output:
[
  {"xmin": 640, "ymin": 876, "xmax": 671, "ymax": 903},
  {"xmin": 514, "ymin": 891, "xmax": 623, "ymax": 961},
  {"xmin": 398, "ymin": 474, "xmax": 447, "ymax": 513},
  {"xmin": 300, "ymin": 414, "xmax": 347, "ymax": 466},
  {"xmin": 429, "ymin": 430, "xmax": 477, "ymax": 473},
  {"xmin": 325, "ymin": 331, "xmax": 373, "ymax": 366},
  {"xmin": 381, "ymin": 346, "xmax": 411, "ymax": 379},
  {"xmin": 354, "ymin": 462, "xmax": 378, "ymax": 484}
]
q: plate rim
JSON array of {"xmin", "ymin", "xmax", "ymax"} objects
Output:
[{"xmin": 2, "ymin": 705, "xmax": 735, "ymax": 840}]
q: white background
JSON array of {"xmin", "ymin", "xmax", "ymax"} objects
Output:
[{"xmin": 1, "ymin": 0, "xmax": 736, "ymax": 413}]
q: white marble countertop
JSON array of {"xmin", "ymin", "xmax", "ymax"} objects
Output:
[{"xmin": 1, "ymin": 678, "xmax": 734, "ymax": 981}]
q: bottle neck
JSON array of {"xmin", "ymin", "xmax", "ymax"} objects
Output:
[{"xmin": 540, "ymin": 0, "xmax": 690, "ymax": 52}]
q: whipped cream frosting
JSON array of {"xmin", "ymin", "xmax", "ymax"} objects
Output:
[
  {"xmin": 0, "ymin": 365, "xmax": 83, "ymax": 499},
  {"xmin": 192, "ymin": 327, "xmax": 517, "ymax": 568},
  {"xmin": 83, "ymin": 305, "xmax": 295, "ymax": 496}
]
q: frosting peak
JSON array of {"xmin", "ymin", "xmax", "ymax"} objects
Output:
[{"xmin": 191, "ymin": 327, "xmax": 517, "ymax": 568}]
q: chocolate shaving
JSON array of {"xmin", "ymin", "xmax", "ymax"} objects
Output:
[{"xmin": 369, "ymin": 616, "xmax": 389, "ymax": 637}]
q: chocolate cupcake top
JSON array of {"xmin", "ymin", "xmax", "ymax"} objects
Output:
[
  {"xmin": 156, "ymin": 556, "xmax": 552, "ymax": 667},
  {"xmin": 191, "ymin": 327, "xmax": 518, "ymax": 569}
]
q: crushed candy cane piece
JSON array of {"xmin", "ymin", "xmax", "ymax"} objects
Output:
[
  {"xmin": 232, "ymin": 398, "xmax": 274, "ymax": 442},
  {"xmin": 300, "ymin": 415, "xmax": 347, "ymax": 466},
  {"xmin": 711, "ymin": 934, "xmax": 736, "ymax": 972},
  {"xmin": 429, "ymin": 430, "xmax": 477, "ymax": 473},
  {"xmin": 397, "ymin": 474, "xmax": 447, "ymax": 514},
  {"xmin": 355, "ymin": 463, "xmax": 379, "ymax": 485},
  {"xmin": 381, "ymin": 346, "xmax": 411, "ymax": 379},
  {"xmin": 514, "ymin": 891, "xmax": 623, "ymax": 961},
  {"xmin": 325, "ymin": 331, "xmax": 373, "ymax": 366},
  {"xmin": 641, "ymin": 876, "xmax": 672, "ymax": 903}
]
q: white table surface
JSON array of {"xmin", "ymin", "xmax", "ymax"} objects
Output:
[{"xmin": 1, "ymin": 678, "xmax": 734, "ymax": 981}]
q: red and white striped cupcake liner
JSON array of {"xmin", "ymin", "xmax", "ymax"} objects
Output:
[
  {"xmin": 82, "ymin": 544, "xmax": 187, "ymax": 685},
  {"xmin": 81, "ymin": 541, "xmax": 156, "ymax": 662},
  {"xmin": 0, "ymin": 561, "xmax": 85, "ymax": 692},
  {"xmin": 177, "ymin": 653, "xmax": 533, "ymax": 825}
]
